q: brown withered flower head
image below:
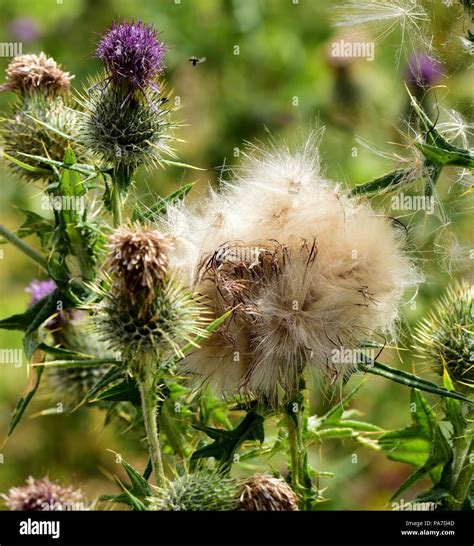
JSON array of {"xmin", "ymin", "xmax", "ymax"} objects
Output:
[
  {"xmin": 2, "ymin": 476, "xmax": 85, "ymax": 511},
  {"xmin": 239, "ymin": 475, "xmax": 299, "ymax": 511},
  {"xmin": 0, "ymin": 52, "xmax": 73, "ymax": 94},
  {"xmin": 107, "ymin": 224, "xmax": 169, "ymax": 308}
]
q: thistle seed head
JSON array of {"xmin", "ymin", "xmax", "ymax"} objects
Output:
[
  {"xmin": 107, "ymin": 225, "xmax": 170, "ymax": 307},
  {"xmin": 160, "ymin": 137, "xmax": 420, "ymax": 404},
  {"xmin": 148, "ymin": 470, "xmax": 238, "ymax": 511},
  {"xmin": 0, "ymin": 53, "xmax": 73, "ymax": 95},
  {"xmin": 2, "ymin": 476, "xmax": 84, "ymax": 511},
  {"xmin": 2, "ymin": 93, "xmax": 86, "ymax": 182},
  {"xmin": 238, "ymin": 475, "xmax": 299, "ymax": 511},
  {"xmin": 413, "ymin": 281, "xmax": 473, "ymax": 389},
  {"xmin": 96, "ymin": 20, "xmax": 165, "ymax": 89}
]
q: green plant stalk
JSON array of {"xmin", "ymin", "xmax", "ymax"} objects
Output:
[
  {"xmin": 136, "ymin": 366, "xmax": 165, "ymax": 487},
  {"xmin": 111, "ymin": 184, "xmax": 123, "ymax": 227},
  {"xmin": 284, "ymin": 380, "xmax": 312, "ymax": 509},
  {"xmin": 450, "ymin": 437, "xmax": 473, "ymax": 510},
  {"xmin": 0, "ymin": 224, "xmax": 48, "ymax": 272},
  {"xmin": 110, "ymin": 165, "xmax": 134, "ymax": 226},
  {"xmin": 160, "ymin": 400, "xmax": 190, "ymax": 458}
]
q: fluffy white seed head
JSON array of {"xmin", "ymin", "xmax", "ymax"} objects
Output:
[{"xmin": 158, "ymin": 137, "xmax": 420, "ymax": 404}]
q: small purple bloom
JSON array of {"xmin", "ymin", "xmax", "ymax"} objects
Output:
[
  {"xmin": 26, "ymin": 279, "xmax": 57, "ymax": 306},
  {"xmin": 26, "ymin": 279, "xmax": 76, "ymax": 330},
  {"xmin": 96, "ymin": 20, "xmax": 165, "ymax": 89},
  {"xmin": 405, "ymin": 54, "xmax": 443, "ymax": 90},
  {"xmin": 9, "ymin": 18, "xmax": 40, "ymax": 42}
]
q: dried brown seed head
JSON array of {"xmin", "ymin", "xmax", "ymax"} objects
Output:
[
  {"xmin": 239, "ymin": 475, "xmax": 299, "ymax": 511},
  {"xmin": 0, "ymin": 52, "xmax": 73, "ymax": 94}
]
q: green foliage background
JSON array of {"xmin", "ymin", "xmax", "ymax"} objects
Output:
[{"xmin": 0, "ymin": 0, "xmax": 471, "ymax": 509}]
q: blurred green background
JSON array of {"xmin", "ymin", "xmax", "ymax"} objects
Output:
[{"xmin": 0, "ymin": 0, "xmax": 472, "ymax": 509}]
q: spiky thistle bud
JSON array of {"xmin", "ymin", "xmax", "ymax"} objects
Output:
[
  {"xmin": 2, "ymin": 476, "xmax": 85, "ymax": 511},
  {"xmin": 0, "ymin": 55, "xmax": 87, "ymax": 182},
  {"xmin": 79, "ymin": 21, "xmax": 175, "ymax": 187},
  {"xmin": 95, "ymin": 225, "xmax": 207, "ymax": 372},
  {"xmin": 148, "ymin": 470, "xmax": 238, "ymax": 511},
  {"xmin": 238, "ymin": 475, "xmax": 299, "ymax": 511},
  {"xmin": 0, "ymin": 52, "xmax": 73, "ymax": 95},
  {"xmin": 413, "ymin": 281, "xmax": 473, "ymax": 389}
]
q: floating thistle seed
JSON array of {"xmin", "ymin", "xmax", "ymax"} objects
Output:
[
  {"xmin": 238, "ymin": 475, "xmax": 299, "ymax": 511},
  {"xmin": 0, "ymin": 52, "xmax": 73, "ymax": 95},
  {"xmin": 413, "ymin": 281, "xmax": 473, "ymax": 389},
  {"xmin": 96, "ymin": 20, "xmax": 165, "ymax": 90},
  {"xmin": 95, "ymin": 225, "xmax": 207, "ymax": 370},
  {"xmin": 2, "ymin": 476, "xmax": 85, "ymax": 511},
  {"xmin": 159, "ymin": 137, "xmax": 420, "ymax": 404},
  {"xmin": 148, "ymin": 470, "xmax": 238, "ymax": 511}
]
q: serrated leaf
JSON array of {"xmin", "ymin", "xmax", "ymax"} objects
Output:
[
  {"xmin": 101, "ymin": 455, "xmax": 150, "ymax": 510},
  {"xmin": 191, "ymin": 405, "xmax": 265, "ymax": 468},
  {"xmin": 2, "ymin": 151, "xmax": 50, "ymax": 174},
  {"xmin": 92, "ymin": 377, "xmax": 140, "ymax": 404},
  {"xmin": 390, "ymin": 426, "xmax": 452, "ymax": 501},
  {"xmin": 6, "ymin": 366, "xmax": 44, "ymax": 438},
  {"xmin": 349, "ymin": 169, "xmax": 410, "ymax": 197}
]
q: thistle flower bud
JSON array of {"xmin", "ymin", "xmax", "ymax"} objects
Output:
[
  {"xmin": 238, "ymin": 475, "xmax": 299, "ymax": 511},
  {"xmin": 2, "ymin": 92, "xmax": 85, "ymax": 182},
  {"xmin": 0, "ymin": 52, "xmax": 73, "ymax": 95},
  {"xmin": 96, "ymin": 20, "xmax": 165, "ymax": 90},
  {"xmin": 413, "ymin": 281, "xmax": 473, "ymax": 389},
  {"xmin": 79, "ymin": 21, "xmax": 174, "ymax": 183},
  {"xmin": 107, "ymin": 225, "xmax": 169, "ymax": 307},
  {"xmin": 26, "ymin": 279, "xmax": 74, "ymax": 330},
  {"xmin": 95, "ymin": 225, "xmax": 207, "ymax": 368},
  {"xmin": 2, "ymin": 476, "xmax": 85, "ymax": 511},
  {"xmin": 148, "ymin": 471, "xmax": 238, "ymax": 511}
]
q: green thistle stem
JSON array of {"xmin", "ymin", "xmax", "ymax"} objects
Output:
[
  {"xmin": 450, "ymin": 437, "xmax": 473, "ymax": 510},
  {"xmin": 110, "ymin": 165, "xmax": 134, "ymax": 226},
  {"xmin": 137, "ymin": 367, "xmax": 165, "ymax": 487},
  {"xmin": 284, "ymin": 378, "xmax": 312, "ymax": 510},
  {"xmin": 0, "ymin": 224, "xmax": 48, "ymax": 272}
]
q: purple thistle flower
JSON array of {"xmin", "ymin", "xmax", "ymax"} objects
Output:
[
  {"xmin": 9, "ymin": 18, "xmax": 40, "ymax": 42},
  {"xmin": 96, "ymin": 20, "xmax": 165, "ymax": 89},
  {"xmin": 405, "ymin": 54, "xmax": 443, "ymax": 90},
  {"xmin": 26, "ymin": 279, "xmax": 77, "ymax": 331},
  {"xmin": 26, "ymin": 279, "xmax": 57, "ymax": 306}
]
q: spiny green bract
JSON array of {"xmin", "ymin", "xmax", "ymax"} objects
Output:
[
  {"xmin": 78, "ymin": 81, "xmax": 176, "ymax": 174},
  {"xmin": 148, "ymin": 471, "xmax": 239, "ymax": 511},
  {"xmin": 45, "ymin": 326, "xmax": 115, "ymax": 407},
  {"xmin": 413, "ymin": 281, "xmax": 473, "ymax": 389},
  {"xmin": 95, "ymin": 275, "xmax": 206, "ymax": 366},
  {"xmin": 1, "ymin": 94, "xmax": 86, "ymax": 181}
]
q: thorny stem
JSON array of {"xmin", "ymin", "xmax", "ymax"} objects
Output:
[
  {"xmin": 137, "ymin": 367, "xmax": 165, "ymax": 487},
  {"xmin": 0, "ymin": 224, "xmax": 49, "ymax": 272},
  {"xmin": 284, "ymin": 378, "xmax": 313, "ymax": 510}
]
